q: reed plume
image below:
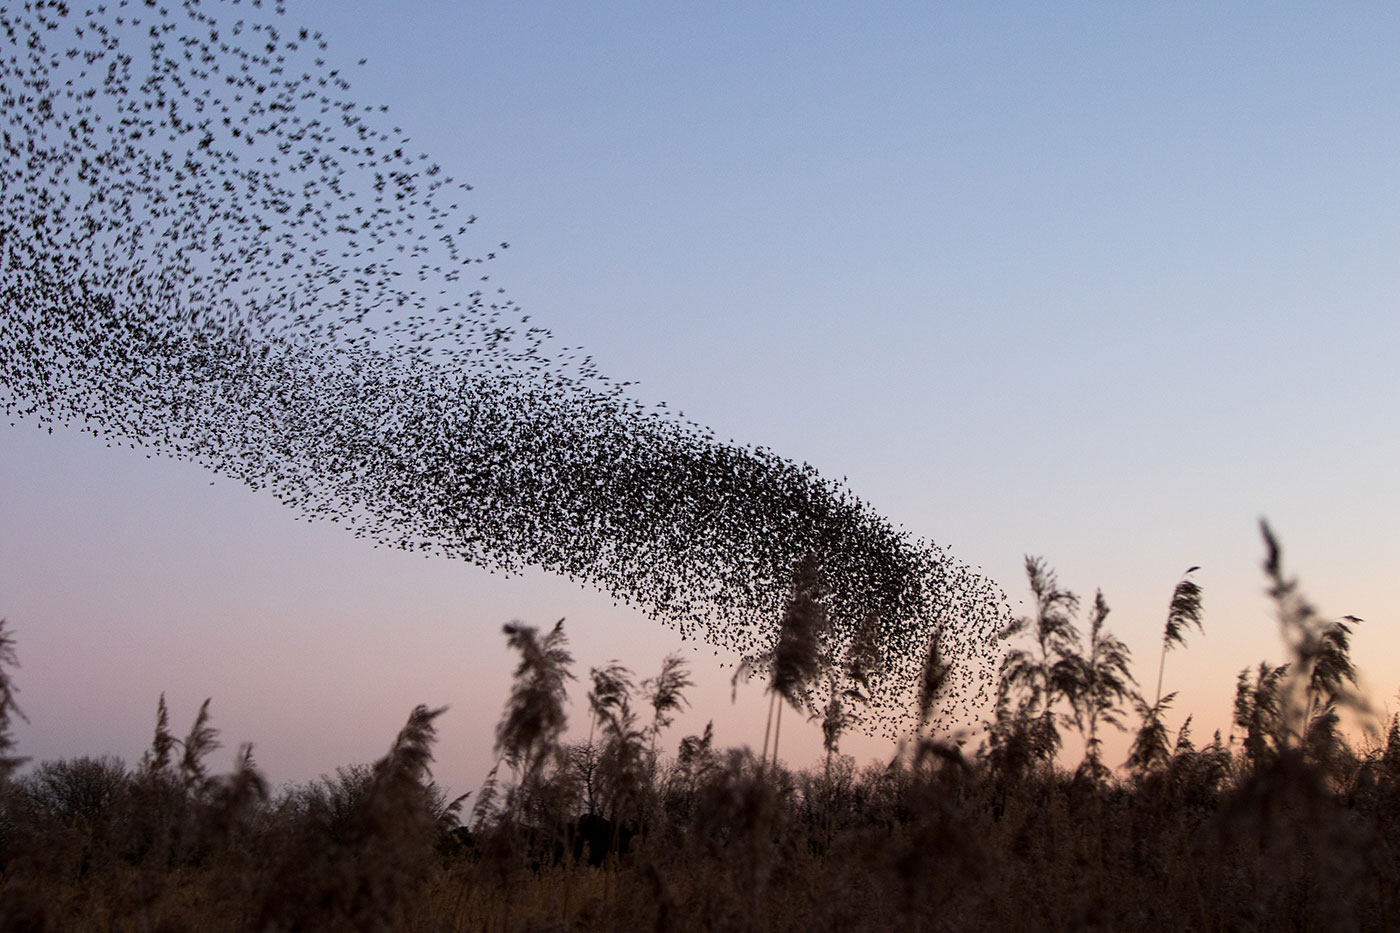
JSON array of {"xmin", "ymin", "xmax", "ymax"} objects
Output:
[
  {"xmin": 643, "ymin": 653, "xmax": 693, "ymax": 750},
  {"xmin": 994, "ymin": 557, "xmax": 1081, "ymax": 767},
  {"xmin": 376, "ymin": 704, "xmax": 447, "ymax": 790},
  {"xmin": 771, "ymin": 555, "xmax": 827, "ymax": 707},
  {"xmin": 141, "ymin": 692, "xmax": 177, "ymax": 775},
  {"xmin": 1066, "ymin": 591, "xmax": 1136, "ymax": 782},
  {"xmin": 916, "ymin": 633, "xmax": 949, "ymax": 735},
  {"xmin": 1257, "ymin": 521, "xmax": 1374, "ymax": 774},
  {"xmin": 1233, "ymin": 661, "xmax": 1287, "ymax": 768},
  {"xmin": 496, "ymin": 619, "xmax": 575, "ymax": 783},
  {"xmin": 202, "ymin": 743, "xmax": 269, "ymax": 841},
  {"xmin": 588, "ymin": 661, "xmax": 634, "ymax": 733},
  {"xmin": 1153, "ymin": 567, "xmax": 1203, "ymax": 707},
  {"xmin": 0, "ymin": 619, "xmax": 26, "ymax": 781},
  {"xmin": 587, "ymin": 663, "xmax": 649, "ymax": 826},
  {"xmin": 1127, "ymin": 692, "xmax": 1176, "ymax": 778},
  {"xmin": 767, "ymin": 554, "xmax": 828, "ymax": 768},
  {"xmin": 843, "ymin": 613, "xmax": 884, "ymax": 701},
  {"xmin": 179, "ymin": 698, "xmax": 221, "ymax": 791}
]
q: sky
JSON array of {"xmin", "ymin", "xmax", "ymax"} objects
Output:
[{"xmin": 2, "ymin": 1, "xmax": 1399, "ymax": 796}]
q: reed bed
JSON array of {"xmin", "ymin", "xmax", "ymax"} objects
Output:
[{"xmin": 3, "ymin": 525, "xmax": 1397, "ymax": 931}]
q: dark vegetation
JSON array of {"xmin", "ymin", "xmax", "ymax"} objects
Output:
[{"xmin": 3, "ymin": 524, "xmax": 1399, "ymax": 931}]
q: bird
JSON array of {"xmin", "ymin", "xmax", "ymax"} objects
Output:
[{"xmin": 0, "ymin": 0, "xmax": 1009, "ymax": 735}]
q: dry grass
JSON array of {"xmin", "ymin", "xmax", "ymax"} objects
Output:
[{"xmin": 3, "ymin": 530, "xmax": 1399, "ymax": 930}]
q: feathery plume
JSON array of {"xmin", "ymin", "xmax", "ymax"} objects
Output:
[
  {"xmin": 495, "ymin": 619, "xmax": 574, "ymax": 779},
  {"xmin": 0, "ymin": 619, "xmax": 26, "ymax": 781},
  {"xmin": 179, "ymin": 698, "xmax": 221, "ymax": 791},
  {"xmin": 643, "ymin": 653, "xmax": 693, "ymax": 739},
  {"xmin": 1154, "ymin": 567, "xmax": 1203, "ymax": 706}
]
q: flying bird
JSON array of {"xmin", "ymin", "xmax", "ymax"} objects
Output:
[{"xmin": 0, "ymin": 0, "xmax": 1009, "ymax": 733}]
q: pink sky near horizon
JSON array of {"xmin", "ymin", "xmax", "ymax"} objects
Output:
[{"xmin": 4, "ymin": 423, "xmax": 1396, "ymax": 797}]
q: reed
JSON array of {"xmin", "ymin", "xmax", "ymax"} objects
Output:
[{"xmin": 3, "ymin": 527, "xmax": 1398, "ymax": 930}]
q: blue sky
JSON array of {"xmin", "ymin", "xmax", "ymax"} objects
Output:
[{"xmin": 3, "ymin": 1, "xmax": 1398, "ymax": 790}]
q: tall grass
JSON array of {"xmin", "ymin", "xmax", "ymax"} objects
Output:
[{"xmin": 3, "ymin": 528, "xmax": 1398, "ymax": 930}]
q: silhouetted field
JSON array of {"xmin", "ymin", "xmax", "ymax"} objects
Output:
[{"xmin": 3, "ymin": 525, "xmax": 1397, "ymax": 931}]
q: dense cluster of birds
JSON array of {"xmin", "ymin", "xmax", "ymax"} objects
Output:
[{"xmin": 0, "ymin": 0, "xmax": 1008, "ymax": 735}]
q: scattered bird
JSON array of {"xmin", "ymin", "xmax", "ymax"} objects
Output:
[{"xmin": 0, "ymin": 0, "xmax": 1008, "ymax": 735}]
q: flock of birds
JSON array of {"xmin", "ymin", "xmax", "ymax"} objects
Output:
[{"xmin": 0, "ymin": 0, "xmax": 1009, "ymax": 736}]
